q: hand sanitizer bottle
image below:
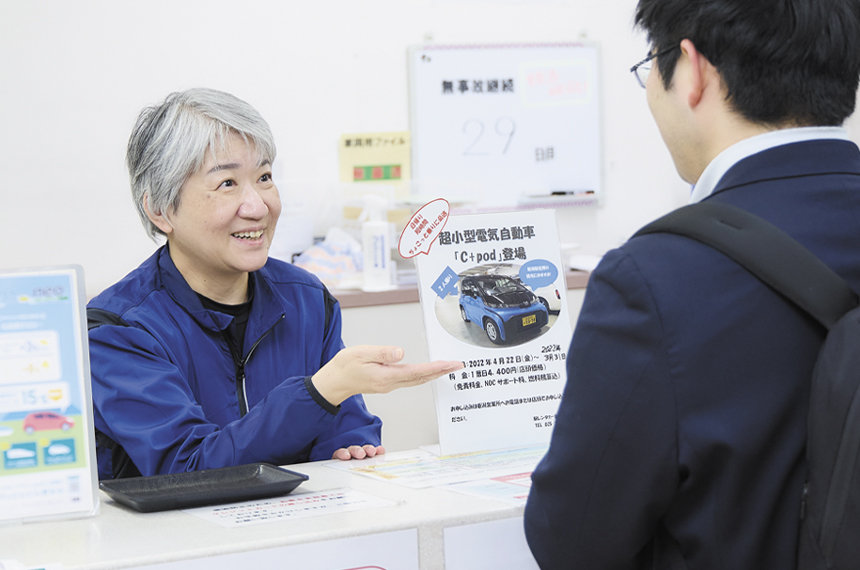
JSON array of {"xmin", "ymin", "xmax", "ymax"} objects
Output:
[{"xmin": 360, "ymin": 195, "xmax": 393, "ymax": 291}]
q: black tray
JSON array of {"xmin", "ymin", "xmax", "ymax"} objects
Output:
[{"xmin": 99, "ymin": 463, "xmax": 308, "ymax": 513}]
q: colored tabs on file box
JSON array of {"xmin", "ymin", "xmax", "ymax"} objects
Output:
[{"xmin": 353, "ymin": 164, "xmax": 402, "ymax": 181}]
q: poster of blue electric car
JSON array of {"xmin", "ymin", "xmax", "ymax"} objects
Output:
[{"xmin": 412, "ymin": 208, "xmax": 573, "ymax": 455}]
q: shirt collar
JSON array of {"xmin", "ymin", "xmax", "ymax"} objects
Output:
[{"xmin": 689, "ymin": 126, "xmax": 852, "ymax": 203}]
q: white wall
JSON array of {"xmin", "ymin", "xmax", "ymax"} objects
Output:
[
  {"xmin": 2, "ymin": 1, "xmax": 860, "ymax": 297},
  {"xmin": 3, "ymin": 0, "xmax": 859, "ymax": 296},
  {"xmin": 0, "ymin": 0, "xmax": 667, "ymax": 297}
]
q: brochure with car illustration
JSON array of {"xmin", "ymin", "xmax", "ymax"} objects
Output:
[
  {"xmin": 0, "ymin": 266, "xmax": 99, "ymax": 523},
  {"xmin": 405, "ymin": 205, "xmax": 573, "ymax": 455}
]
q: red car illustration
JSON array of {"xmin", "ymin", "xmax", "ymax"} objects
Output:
[{"xmin": 23, "ymin": 411, "xmax": 74, "ymax": 434}]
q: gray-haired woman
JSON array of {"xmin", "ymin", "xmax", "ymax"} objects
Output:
[{"xmin": 88, "ymin": 88, "xmax": 461, "ymax": 479}]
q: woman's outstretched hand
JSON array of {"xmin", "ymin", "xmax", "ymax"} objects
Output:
[{"xmin": 311, "ymin": 345, "xmax": 464, "ymax": 406}]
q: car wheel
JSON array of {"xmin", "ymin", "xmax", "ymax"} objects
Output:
[
  {"xmin": 484, "ymin": 319, "xmax": 503, "ymax": 344},
  {"xmin": 460, "ymin": 305, "xmax": 469, "ymax": 322},
  {"xmin": 61, "ymin": 423, "xmax": 71, "ymax": 431},
  {"xmin": 25, "ymin": 426, "xmax": 34, "ymax": 435}
]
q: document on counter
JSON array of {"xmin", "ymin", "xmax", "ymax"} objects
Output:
[
  {"xmin": 183, "ymin": 487, "xmax": 396, "ymax": 528},
  {"xmin": 402, "ymin": 205, "xmax": 573, "ymax": 455},
  {"xmin": 327, "ymin": 446, "xmax": 546, "ymax": 503},
  {"xmin": 444, "ymin": 470, "xmax": 533, "ymax": 505}
]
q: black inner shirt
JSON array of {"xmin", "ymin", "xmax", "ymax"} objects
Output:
[{"xmin": 198, "ymin": 293, "xmax": 252, "ymax": 360}]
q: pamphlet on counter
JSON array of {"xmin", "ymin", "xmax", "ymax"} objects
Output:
[
  {"xmin": 327, "ymin": 445, "xmax": 544, "ymax": 504},
  {"xmin": 402, "ymin": 203, "xmax": 572, "ymax": 455},
  {"xmin": 0, "ymin": 266, "xmax": 98, "ymax": 524}
]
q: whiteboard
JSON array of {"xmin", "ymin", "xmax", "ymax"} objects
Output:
[{"xmin": 408, "ymin": 43, "xmax": 601, "ymax": 208}]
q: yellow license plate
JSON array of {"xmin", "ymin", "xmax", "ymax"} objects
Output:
[{"xmin": 522, "ymin": 314, "xmax": 537, "ymax": 326}]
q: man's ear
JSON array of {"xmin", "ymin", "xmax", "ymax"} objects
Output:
[
  {"xmin": 679, "ymin": 38, "xmax": 717, "ymax": 109},
  {"xmin": 143, "ymin": 193, "xmax": 173, "ymax": 236}
]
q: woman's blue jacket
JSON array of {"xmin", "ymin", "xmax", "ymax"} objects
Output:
[{"xmin": 87, "ymin": 246, "xmax": 381, "ymax": 479}]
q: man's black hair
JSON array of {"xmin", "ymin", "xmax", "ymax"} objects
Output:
[{"xmin": 634, "ymin": 0, "xmax": 860, "ymax": 126}]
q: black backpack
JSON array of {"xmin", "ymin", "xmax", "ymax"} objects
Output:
[{"xmin": 634, "ymin": 201, "xmax": 860, "ymax": 570}]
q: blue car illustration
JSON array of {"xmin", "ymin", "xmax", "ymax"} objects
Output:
[{"xmin": 459, "ymin": 274, "xmax": 549, "ymax": 344}]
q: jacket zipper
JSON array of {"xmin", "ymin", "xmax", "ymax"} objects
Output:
[{"xmin": 233, "ymin": 314, "xmax": 285, "ymax": 417}]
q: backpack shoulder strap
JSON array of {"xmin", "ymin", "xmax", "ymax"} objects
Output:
[{"xmin": 633, "ymin": 201, "xmax": 858, "ymax": 330}]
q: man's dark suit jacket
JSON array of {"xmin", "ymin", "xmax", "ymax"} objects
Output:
[{"xmin": 524, "ymin": 139, "xmax": 860, "ymax": 569}]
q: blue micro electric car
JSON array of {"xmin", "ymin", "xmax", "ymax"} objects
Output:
[{"xmin": 458, "ymin": 274, "xmax": 549, "ymax": 344}]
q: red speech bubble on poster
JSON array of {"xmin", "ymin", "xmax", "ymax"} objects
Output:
[{"xmin": 398, "ymin": 198, "xmax": 450, "ymax": 259}]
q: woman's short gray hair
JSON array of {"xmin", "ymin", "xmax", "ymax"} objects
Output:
[{"xmin": 126, "ymin": 88, "xmax": 277, "ymax": 239}]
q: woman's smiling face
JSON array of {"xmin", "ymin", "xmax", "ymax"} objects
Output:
[{"xmin": 147, "ymin": 131, "xmax": 281, "ymax": 301}]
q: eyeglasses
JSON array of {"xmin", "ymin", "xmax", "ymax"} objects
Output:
[{"xmin": 630, "ymin": 45, "xmax": 678, "ymax": 88}]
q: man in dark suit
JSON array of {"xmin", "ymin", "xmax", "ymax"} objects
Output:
[{"xmin": 524, "ymin": 1, "xmax": 860, "ymax": 568}]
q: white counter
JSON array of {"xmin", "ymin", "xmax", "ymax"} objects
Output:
[{"xmin": 0, "ymin": 452, "xmax": 539, "ymax": 569}]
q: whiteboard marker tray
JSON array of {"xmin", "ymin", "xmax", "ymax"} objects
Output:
[{"xmin": 99, "ymin": 463, "xmax": 308, "ymax": 513}]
